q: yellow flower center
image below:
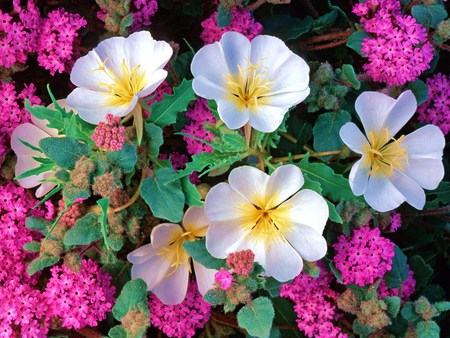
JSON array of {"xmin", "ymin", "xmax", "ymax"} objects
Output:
[
  {"xmin": 223, "ymin": 59, "xmax": 273, "ymax": 113},
  {"xmin": 95, "ymin": 58, "xmax": 148, "ymax": 108},
  {"xmin": 362, "ymin": 128, "xmax": 409, "ymax": 177}
]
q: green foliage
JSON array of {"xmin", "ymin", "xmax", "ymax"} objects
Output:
[
  {"xmin": 217, "ymin": 3, "xmax": 232, "ymax": 28},
  {"xmin": 416, "ymin": 320, "xmax": 440, "ymax": 338},
  {"xmin": 107, "ymin": 143, "xmax": 137, "ymax": 174},
  {"xmin": 341, "ymin": 64, "xmax": 361, "ymax": 90},
  {"xmin": 97, "ymin": 198, "xmax": 110, "ymax": 250},
  {"xmin": 144, "ymin": 122, "xmax": 163, "ymax": 158},
  {"xmin": 353, "ymin": 319, "xmax": 377, "ymax": 336},
  {"xmin": 384, "ymin": 246, "xmax": 409, "ymax": 288},
  {"xmin": 28, "ymin": 255, "xmax": 59, "ymax": 275},
  {"xmin": 26, "ymin": 217, "xmax": 51, "ymax": 235},
  {"xmin": 109, "ymin": 325, "xmax": 127, "ymax": 338},
  {"xmin": 39, "ymin": 137, "xmax": 90, "ymax": 170},
  {"xmin": 183, "ymin": 238, "xmax": 226, "ymax": 270},
  {"xmin": 237, "ymin": 297, "xmax": 274, "ymax": 338},
  {"xmin": 426, "ymin": 181, "xmax": 450, "ymax": 207},
  {"xmin": 407, "ymin": 79, "xmax": 429, "ymax": 105},
  {"xmin": 23, "ymin": 241, "xmax": 41, "ymax": 252},
  {"xmin": 147, "ymin": 79, "xmax": 195, "ymax": 128},
  {"xmin": 384, "ymin": 296, "xmax": 401, "ymax": 317},
  {"xmin": 412, "ymin": 4, "xmax": 447, "ymax": 29},
  {"xmin": 141, "ymin": 167, "xmax": 185, "ymax": 222},
  {"xmin": 409, "ymin": 255, "xmax": 433, "ymax": 291},
  {"xmin": 63, "ymin": 213, "xmax": 102, "ymax": 246},
  {"xmin": 113, "ymin": 278, "xmax": 149, "ymax": 320},
  {"xmin": 25, "ymin": 100, "xmax": 65, "ymax": 133},
  {"xmin": 181, "ymin": 176, "xmax": 203, "ymax": 206},
  {"xmin": 313, "ymin": 110, "xmax": 351, "ymax": 159},
  {"xmin": 263, "ymin": 277, "xmax": 284, "ymax": 298},
  {"xmin": 14, "ymin": 161, "xmax": 54, "ymax": 180},
  {"xmin": 260, "ymin": 15, "xmax": 313, "ymax": 41},
  {"xmin": 346, "ymin": 31, "xmax": 371, "ymax": 56},
  {"xmin": 312, "ymin": 10, "xmax": 338, "ymax": 33},
  {"xmin": 272, "ymin": 298, "xmax": 301, "ymax": 338},
  {"xmin": 204, "ymin": 288, "xmax": 227, "ymax": 305}
]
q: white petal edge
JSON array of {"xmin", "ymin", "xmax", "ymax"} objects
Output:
[
  {"xmin": 216, "ymin": 98, "xmax": 249, "ymax": 130},
  {"xmin": 265, "ymin": 164, "xmax": 304, "ymax": 210},
  {"xmin": 228, "ymin": 166, "xmax": 269, "ymax": 207},
  {"xmin": 339, "ymin": 122, "xmax": 367, "ymax": 154},
  {"xmin": 364, "ymin": 175, "xmax": 406, "ymax": 212},
  {"xmin": 349, "ymin": 158, "xmax": 370, "ymax": 196},
  {"xmin": 390, "ymin": 170, "xmax": 426, "ymax": 210},
  {"xmin": 151, "ymin": 262, "xmax": 189, "ymax": 305},
  {"xmin": 11, "ymin": 123, "xmax": 51, "ymax": 156},
  {"xmin": 248, "ymin": 104, "xmax": 287, "ymax": 133},
  {"xmin": 383, "ymin": 90, "xmax": 417, "ymax": 136},
  {"xmin": 183, "ymin": 206, "xmax": 209, "ymax": 235},
  {"xmin": 283, "ymin": 224, "xmax": 328, "ymax": 262},
  {"xmin": 403, "ymin": 124, "xmax": 445, "ymax": 159},
  {"xmin": 193, "ymin": 261, "xmax": 217, "ymax": 296},
  {"xmin": 355, "ymin": 91, "xmax": 396, "ymax": 136}
]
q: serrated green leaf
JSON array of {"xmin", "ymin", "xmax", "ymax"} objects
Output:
[
  {"xmin": 25, "ymin": 100, "xmax": 65, "ymax": 132},
  {"xmin": 407, "ymin": 79, "xmax": 429, "ymax": 105},
  {"xmin": 341, "ymin": 64, "xmax": 361, "ymax": 89},
  {"xmin": 237, "ymin": 297, "xmax": 274, "ymax": 338},
  {"xmin": 384, "ymin": 246, "xmax": 409, "ymax": 288},
  {"xmin": 144, "ymin": 122, "xmax": 163, "ymax": 158},
  {"xmin": 64, "ymin": 113, "xmax": 95, "ymax": 147},
  {"xmin": 313, "ymin": 110, "xmax": 351, "ymax": 159},
  {"xmin": 346, "ymin": 31, "xmax": 371, "ymax": 56},
  {"xmin": 183, "ymin": 238, "xmax": 226, "ymax": 270},
  {"xmin": 141, "ymin": 167, "xmax": 185, "ymax": 222},
  {"xmin": 298, "ymin": 154, "xmax": 356, "ymax": 202},
  {"xmin": 147, "ymin": 79, "xmax": 195, "ymax": 128},
  {"xmin": 15, "ymin": 162, "xmax": 55, "ymax": 180},
  {"xmin": 113, "ymin": 278, "xmax": 149, "ymax": 321},
  {"xmin": 384, "ymin": 296, "xmax": 402, "ymax": 317},
  {"xmin": 213, "ymin": 132, "xmax": 247, "ymax": 154},
  {"xmin": 181, "ymin": 176, "xmax": 203, "ymax": 206},
  {"xmin": 409, "ymin": 255, "xmax": 433, "ymax": 291},
  {"xmin": 39, "ymin": 137, "xmax": 90, "ymax": 170},
  {"xmin": 416, "ymin": 320, "xmax": 440, "ymax": 338},
  {"xmin": 217, "ymin": 3, "xmax": 232, "ymax": 28},
  {"xmin": 326, "ymin": 200, "xmax": 343, "ymax": 223},
  {"xmin": 260, "ymin": 15, "xmax": 313, "ymax": 41},
  {"xmin": 63, "ymin": 213, "xmax": 102, "ymax": 246},
  {"xmin": 107, "ymin": 143, "xmax": 137, "ymax": 173},
  {"xmin": 28, "ymin": 255, "xmax": 59, "ymax": 275},
  {"xmin": 97, "ymin": 198, "xmax": 110, "ymax": 250}
]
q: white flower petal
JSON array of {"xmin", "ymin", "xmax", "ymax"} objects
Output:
[
  {"xmin": 339, "ymin": 122, "xmax": 367, "ymax": 154},
  {"xmin": 220, "ymin": 31, "xmax": 251, "ymax": 74},
  {"xmin": 70, "ymin": 50, "xmax": 113, "ymax": 91},
  {"xmin": 403, "ymin": 158, "xmax": 444, "ymax": 190},
  {"xmin": 265, "ymin": 164, "xmax": 304, "ymax": 210},
  {"xmin": 67, "ymin": 88, "xmax": 137, "ymax": 124},
  {"xmin": 30, "ymin": 116, "xmax": 59, "ymax": 137},
  {"xmin": 137, "ymin": 69, "xmax": 168, "ymax": 98},
  {"xmin": 191, "ymin": 41, "xmax": 229, "ymax": 88},
  {"xmin": 216, "ymin": 98, "xmax": 249, "ymax": 130},
  {"xmin": 275, "ymin": 189, "xmax": 328, "ymax": 234},
  {"xmin": 263, "ymin": 236, "xmax": 303, "ymax": 282},
  {"xmin": 127, "ymin": 243, "xmax": 157, "ymax": 265},
  {"xmin": 11, "ymin": 123, "xmax": 50, "ymax": 156},
  {"xmin": 403, "ymin": 125, "xmax": 445, "ymax": 159},
  {"xmin": 94, "ymin": 36, "xmax": 126, "ymax": 73},
  {"xmin": 206, "ymin": 220, "xmax": 248, "ymax": 259},
  {"xmin": 192, "ymin": 76, "xmax": 228, "ymax": 100},
  {"xmin": 15, "ymin": 156, "xmax": 46, "ymax": 189},
  {"xmin": 390, "ymin": 170, "xmax": 426, "ymax": 210},
  {"xmin": 355, "ymin": 91, "xmax": 396, "ymax": 135},
  {"xmin": 150, "ymin": 223, "xmax": 183, "ymax": 249},
  {"xmin": 228, "ymin": 166, "xmax": 269, "ymax": 207},
  {"xmin": 383, "ymin": 90, "xmax": 417, "ymax": 136},
  {"xmin": 349, "ymin": 158, "xmax": 370, "ymax": 196},
  {"xmin": 151, "ymin": 262, "xmax": 189, "ymax": 305},
  {"xmin": 183, "ymin": 206, "xmax": 209, "ymax": 235},
  {"xmin": 248, "ymin": 104, "xmax": 287, "ymax": 133},
  {"xmin": 265, "ymin": 89, "xmax": 310, "ymax": 108},
  {"xmin": 193, "ymin": 261, "xmax": 217, "ymax": 296},
  {"xmin": 364, "ymin": 175, "xmax": 406, "ymax": 212},
  {"xmin": 35, "ymin": 180, "xmax": 57, "ymax": 198},
  {"xmin": 130, "ymin": 252, "xmax": 172, "ymax": 290},
  {"xmin": 283, "ymin": 225, "xmax": 328, "ymax": 262}
]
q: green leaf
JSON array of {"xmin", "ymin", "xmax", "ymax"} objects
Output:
[
  {"xmin": 407, "ymin": 79, "xmax": 429, "ymax": 105},
  {"xmin": 260, "ymin": 15, "xmax": 313, "ymax": 41},
  {"xmin": 401, "ymin": 302, "xmax": 419, "ymax": 321},
  {"xmin": 429, "ymin": 4, "xmax": 448, "ymax": 29},
  {"xmin": 25, "ymin": 100, "xmax": 65, "ymax": 132},
  {"xmin": 97, "ymin": 198, "xmax": 110, "ymax": 250},
  {"xmin": 298, "ymin": 154, "xmax": 356, "ymax": 202},
  {"xmin": 213, "ymin": 132, "xmax": 247, "ymax": 153},
  {"xmin": 144, "ymin": 122, "xmax": 163, "ymax": 158},
  {"xmin": 112, "ymin": 278, "xmax": 149, "ymax": 321},
  {"xmin": 23, "ymin": 241, "xmax": 41, "ymax": 252},
  {"xmin": 181, "ymin": 176, "xmax": 203, "ymax": 206},
  {"xmin": 426, "ymin": 181, "xmax": 450, "ymax": 207},
  {"xmin": 312, "ymin": 10, "xmax": 338, "ymax": 33},
  {"xmin": 341, "ymin": 64, "xmax": 361, "ymax": 89},
  {"xmin": 353, "ymin": 319, "xmax": 377, "ymax": 336},
  {"xmin": 140, "ymin": 167, "xmax": 185, "ymax": 222},
  {"xmin": 416, "ymin": 320, "xmax": 440, "ymax": 338},
  {"xmin": 63, "ymin": 185, "xmax": 91, "ymax": 203},
  {"xmin": 63, "ymin": 213, "xmax": 102, "ymax": 246},
  {"xmin": 28, "ymin": 255, "xmax": 59, "ymax": 275},
  {"xmin": 384, "ymin": 246, "xmax": 409, "ymax": 288},
  {"xmin": 148, "ymin": 79, "xmax": 195, "ymax": 128},
  {"xmin": 108, "ymin": 325, "xmax": 127, "ymax": 338},
  {"xmin": 264, "ymin": 278, "xmax": 283, "ymax": 298},
  {"xmin": 183, "ymin": 238, "xmax": 226, "ymax": 270},
  {"xmin": 327, "ymin": 200, "xmax": 343, "ymax": 223},
  {"xmin": 119, "ymin": 13, "xmax": 133, "ymax": 35},
  {"xmin": 39, "ymin": 137, "xmax": 90, "ymax": 170},
  {"xmin": 204, "ymin": 288, "xmax": 227, "ymax": 305},
  {"xmin": 107, "ymin": 143, "xmax": 137, "ymax": 173},
  {"xmin": 384, "ymin": 296, "xmax": 401, "ymax": 317},
  {"xmin": 313, "ymin": 110, "xmax": 351, "ymax": 159},
  {"xmin": 237, "ymin": 297, "xmax": 274, "ymax": 338},
  {"xmin": 272, "ymin": 298, "xmax": 300, "ymax": 338},
  {"xmin": 217, "ymin": 3, "xmax": 232, "ymax": 28},
  {"xmin": 412, "ymin": 5, "xmax": 432, "ymax": 27},
  {"xmin": 434, "ymin": 301, "xmax": 450, "ymax": 313},
  {"xmin": 409, "ymin": 255, "xmax": 433, "ymax": 291},
  {"xmin": 15, "ymin": 162, "xmax": 55, "ymax": 180},
  {"xmin": 346, "ymin": 31, "xmax": 371, "ymax": 56},
  {"xmin": 64, "ymin": 113, "xmax": 95, "ymax": 147},
  {"xmin": 26, "ymin": 217, "xmax": 51, "ymax": 235}
]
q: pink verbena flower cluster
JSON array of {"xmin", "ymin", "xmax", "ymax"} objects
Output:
[
  {"xmin": 280, "ymin": 265, "xmax": 347, "ymax": 338},
  {"xmin": 159, "ymin": 152, "xmax": 200, "ymax": 184},
  {"xmin": 0, "ymin": 1, "xmax": 86, "ymax": 75},
  {"xmin": 92, "ymin": 114, "xmax": 126, "ymax": 151},
  {"xmin": 149, "ymin": 281, "xmax": 211, "ymax": 338},
  {"xmin": 143, "ymin": 80, "xmax": 173, "ymax": 117},
  {"xmin": 215, "ymin": 268, "xmax": 233, "ymax": 290},
  {"xmin": 417, "ymin": 73, "xmax": 450, "ymax": 135},
  {"xmin": 0, "ymin": 182, "xmax": 52, "ymax": 285},
  {"xmin": 200, "ymin": 8, "xmax": 263, "ymax": 45},
  {"xmin": 389, "ymin": 211, "xmax": 402, "ymax": 232},
  {"xmin": 182, "ymin": 98, "xmax": 216, "ymax": 155},
  {"xmin": 226, "ymin": 249, "xmax": 255, "ymax": 275},
  {"xmin": 333, "ymin": 227, "xmax": 396, "ymax": 286},
  {"xmin": 43, "ymin": 259, "xmax": 115, "ymax": 330},
  {"xmin": 354, "ymin": 0, "xmax": 434, "ymax": 86},
  {"xmin": 58, "ymin": 199, "xmax": 85, "ymax": 228},
  {"xmin": 0, "ymin": 82, "xmax": 40, "ymax": 166},
  {"xmin": 0, "ymin": 280, "xmax": 49, "ymax": 338},
  {"xmin": 378, "ymin": 265, "xmax": 415, "ymax": 299},
  {"xmin": 37, "ymin": 9, "xmax": 87, "ymax": 75},
  {"xmin": 131, "ymin": 0, "xmax": 158, "ymax": 32}
]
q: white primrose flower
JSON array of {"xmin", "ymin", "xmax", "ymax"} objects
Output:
[
  {"xmin": 205, "ymin": 165, "xmax": 328, "ymax": 282},
  {"xmin": 339, "ymin": 90, "xmax": 445, "ymax": 212},
  {"xmin": 127, "ymin": 206, "xmax": 216, "ymax": 305},
  {"xmin": 66, "ymin": 31, "xmax": 172, "ymax": 143},
  {"xmin": 191, "ymin": 31, "xmax": 310, "ymax": 133}
]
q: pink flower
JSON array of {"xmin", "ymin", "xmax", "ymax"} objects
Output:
[
  {"xmin": 92, "ymin": 114, "xmax": 126, "ymax": 151},
  {"xmin": 215, "ymin": 268, "xmax": 233, "ymax": 290}
]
